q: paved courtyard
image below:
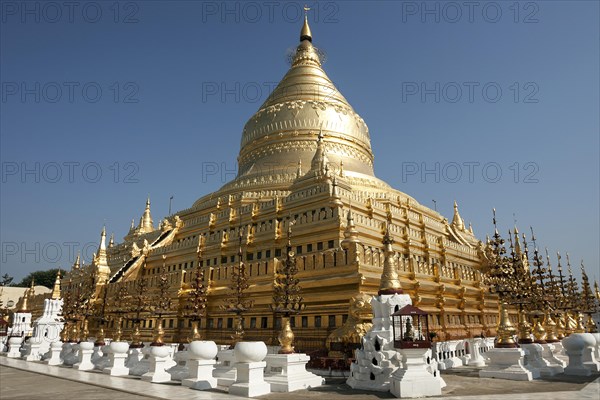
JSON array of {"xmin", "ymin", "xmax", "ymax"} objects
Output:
[{"xmin": 1, "ymin": 357, "xmax": 598, "ymax": 400}]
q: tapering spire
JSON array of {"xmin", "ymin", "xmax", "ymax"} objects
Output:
[
  {"xmin": 451, "ymin": 200, "xmax": 465, "ymax": 231},
  {"xmin": 300, "ymin": 5, "xmax": 312, "ymax": 42},
  {"xmin": 51, "ymin": 269, "xmax": 61, "ymax": 300},
  {"xmin": 138, "ymin": 196, "xmax": 154, "ymax": 233},
  {"xmin": 94, "ymin": 225, "xmax": 110, "ymax": 285},
  {"xmin": 72, "ymin": 252, "xmax": 81, "ymax": 270},
  {"xmin": 342, "ymin": 207, "xmax": 360, "ymax": 245},
  {"xmin": 108, "ymin": 233, "xmax": 115, "ymax": 248},
  {"xmin": 378, "ymin": 223, "xmax": 403, "ymax": 295},
  {"xmin": 19, "ymin": 279, "xmax": 34, "ymax": 312},
  {"xmin": 513, "ymin": 226, "xmax": 522, "ymax": 256},
  {"xmin": 99, "ymin": 225, "xmax": 107, "ymax": 252}
]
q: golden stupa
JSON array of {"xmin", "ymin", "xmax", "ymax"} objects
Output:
[{"xmin": 49, "ymin": 18, "xmax": 500, "ymax": 348}]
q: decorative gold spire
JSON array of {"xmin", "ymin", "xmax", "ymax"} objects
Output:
[
  {"xmin": 51, "ymin": 269, "xmax": 61, "ymax": 300},
  {"xmin": 378, "ymin": 223, "xmax": 403, "ymax": 295},
  {"xmin": 94, "ymin": 225, "xmax": 110, "ymax": 285},
  {"xmin": 138, "ymin": 196, "xmax": 154, "ymax": 233},
  {"xmin": 300, "ymin": 5, "xmax": 312, "ymax": 42},
  {"xmin": 451, "ymin": 201, "xmax": 465, "ymax": 231},
  {"xmin": 342, "ymin": 207, "xmax": 360, "ymax": 246},
  {"xmin": 296, "ymin": 159, "xmax": 302, "ymax": 179},
  {"xmin": 108, "ymin": 233, "xmax": 115, "ymax": 248},
  {"xmin": 513, "ymin": 226, "xmax": 522, "ymax": 256},
  {"xmin": 19, "ymin": 279, "xmax": 34, "ymax": 312},
  {"xmin": 72, "ymin": 252, "xmax": 81, "ymax": 270}
]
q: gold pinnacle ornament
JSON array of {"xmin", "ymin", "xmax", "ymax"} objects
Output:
[{"xmin": 378, "ymin": 223, "xmax": 403, "ymax": 295}]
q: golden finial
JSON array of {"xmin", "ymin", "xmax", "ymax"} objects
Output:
[
  {"xmin": 51, "ymin": 269, "xmax": 61, "ymax": 300},
  {"xmin": 451, "ymin": 200, "xmax": 465, "ymax": 231},
  {"xmin": 72, "ymin": 252, "xmax": 81, "ymax": 270},
  {"xmin": 378, "ymin": 222, "xmax": 403, "ymax": 295},
  {"xmin": 19, "ymin": 279, "xmax": 34, "ymax": 312},
  {"xmin": 300, "ymin": 5, "xmax": 312, "ymax": 42}
]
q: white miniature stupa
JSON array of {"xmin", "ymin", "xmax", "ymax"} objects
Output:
[
  {"xmin": 9, "ymin": 281, "xmax": 35, "ymax": 339},
  {"xmin": 347, "ymin": 226, "xmax": 412, "ymax": 391},
  {"xmin": 32, "ymin": 271, "xmax": 64, "ymax": 356}
]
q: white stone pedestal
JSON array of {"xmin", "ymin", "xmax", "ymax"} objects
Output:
[
  {"xmin": 390, "ymin": 348, "xmax": 442, "ymax": 398},
  {"xmin": 229, "ymin": 341, "xmax": 271, "ymax": 397},
  {"xmin": 264, "ymin": 353, "xmax": 324, "ymax": 392},
  {"xmin": 563, "ymin": 333, "xmax": 594, "ymax": 376},
  {"xmin": 521, "ymin": 343, "xmax": 548, "ymax": 378},
  {"xmin": 181, "ymin": 341, "xmax": 218, "ymax": 390},
  {"xmin": 24, "ymin": 338, "xmax": 43, "ymax": 361},
  {"xmin": 74, "ymin": 342, "xmax": 95, "ymax": 371},
  {"xmin": 141, "ymin": 345, "xmax": 172, "ymax": 383},
  {"xmin": 230, "ymin": 362, "xmax": 271, "ymax": 397},
  {"xmin": 540, "ymin": 343, "xmax": 565, "ymax": 375},
  {"xmin": 103, "ymin": 341, "xmax": 130, "ymax": 376},
  {"xmin": 466, "ymin": 339, "xmax": 486, "ymax": 367},
  {"xmin": 183, "ymin": 359, "xmax": 217, "ymax": 390},
  {"xmin": 46, "ymin": 341, "xmax": 64, "ymax": 366},
  {"xmin": 215, "ymin": 349, "xmax": 237, "ymax": 387},
  {"xmin": 6, "ymin": 337, "xmax": 23, "ymax": 358},
  {"xmin": 479, "ymin": 348, "xmax": 532, "ymax": 381},
  {"xmin": 581, "ymin": 333, "xmax": 600, "ymax": 373}
]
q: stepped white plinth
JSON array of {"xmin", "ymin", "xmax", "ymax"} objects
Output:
[
  {"xmin": 74, "ymin": 341, "xmax": 95, "ymax": 371},
  {"xmin": 24, "ymin": 337, "xmax": 43, "ymax": 361},
  {"xmin": 479, "ymin": 347, "xmax": 532, "ymax": 381},
  {"xmin": 539, "ymin": 343, "xmax": 565, "ymax": 375},
  {"xmin": 215, "ymin": 349, "xmax": 237, "ymax": 387},
  {"xmin": 390, "ymin": 348, "xmax": 442, "ymax": 398},
  {"xmin": 563, "ymin": 333, "xmax": 595, "ymax": 376},
  {"xmin": 229, "ymin": 342, "xmax": 271, "ymax": 397},
  {"xmin": 521, "ymin": 343, "xmax": 547, "ymax": 378},
  {"xmin": 6, "ymin": 337, "xmax": 23, "ymax": 358},
  {"xmin": 580, "ymin": 333, "xmax": 600, "ymax": 372},
  {"xmin": 141, "ymin": 345, "xmax": 173, "ymax": 383},
  {"xmin": 264, "ymin": 353, "xmax": 324, "ymax": 392},
  {"xmin": 182, "ymin": 341, "xmax": 218, "ymax": 390},
  {"xmin": 103, "ymin": 341, "xmax": 130, "ymax": 376},
  {"xmin": 46, "ymin": 341, "xmax": 64, "ymax": 366}
]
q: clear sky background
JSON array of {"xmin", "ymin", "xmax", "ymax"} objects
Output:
[{"xmin": 1, "ymin": 1, "xmax": 598, "ymax": 285}]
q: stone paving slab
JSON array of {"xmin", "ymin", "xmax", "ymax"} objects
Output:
[{"xmin": 1, "ymin": 356, "xmax": 598, "ymax": 400}]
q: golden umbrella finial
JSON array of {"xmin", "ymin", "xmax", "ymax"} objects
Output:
[{"xmin": 300, "ymin": 4, "xmax": 312, "ymax": 42}]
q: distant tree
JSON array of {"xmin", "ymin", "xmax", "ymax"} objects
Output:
[
  {"xmin": 17, "ymin": 269, "xmax": 60, "ymax": 289},
  {"xmin": 0, "ymin": 274, "xmax": 13, "ymax": 286}
]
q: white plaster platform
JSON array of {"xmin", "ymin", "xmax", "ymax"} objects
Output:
[
  {"xmin": 264, "ymin": 353, "xmax": 324, "ymax": 392},
  {"xmin": 479, "ymin": 348, "xmax": 533, "ymax": 381}
]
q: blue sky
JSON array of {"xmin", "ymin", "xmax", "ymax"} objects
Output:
[{"xmin": 1, "ymin": 1, "xmax": 598, "ymax": 284}]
